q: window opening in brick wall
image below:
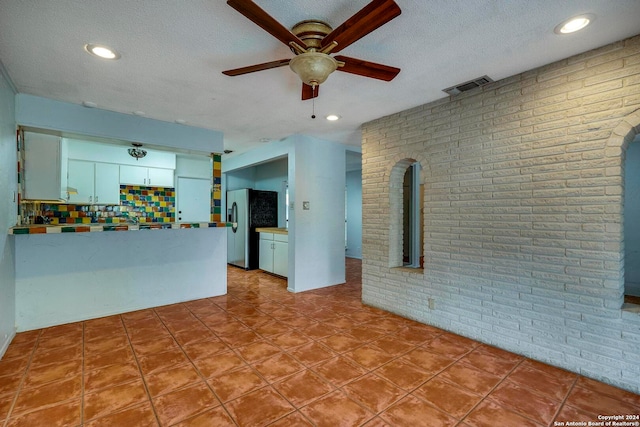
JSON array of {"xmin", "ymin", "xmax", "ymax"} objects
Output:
[
  {"xmin": 402, "ymin": 162, "xmax": 424, "ymax": 268},
  {"xmin": 624, "ymin": 138, "xmax": 640, "ymax": 305}
]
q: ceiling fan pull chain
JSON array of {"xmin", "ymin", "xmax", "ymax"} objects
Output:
[{"xmin": 311, "ymin": 85, "xmax": 316, "ymax": 119}]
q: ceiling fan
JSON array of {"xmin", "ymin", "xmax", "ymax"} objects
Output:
[{"xmin": 222, "ymin": 0, "xmax": 401, "ymax": 100}]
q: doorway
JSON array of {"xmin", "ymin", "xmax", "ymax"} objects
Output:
[{"xmin": 176, "ymin": 177, "xmax": 211, "ymax": 222}]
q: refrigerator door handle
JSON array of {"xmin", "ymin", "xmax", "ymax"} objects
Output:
[{"xmin": 231, "ymin": 202, "xmax": 238, "ymax": 233}]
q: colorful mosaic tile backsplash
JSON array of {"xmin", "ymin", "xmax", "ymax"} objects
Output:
[
  {"xmin": 212, "ymin": 153, "xmax": 222, "ymax": 222},
  {"xmin": 119, "ymin": 185, "xmax": 176, "ymax": 222},
  {"xmin": 33, "ymin": 185, "xmax": 176, "ymax": 224}
]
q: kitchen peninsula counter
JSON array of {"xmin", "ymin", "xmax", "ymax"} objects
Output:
[
  {"xmin": 255, "ymin": 227, "xmax": 288, "ymax": 235},
  {"xmin": 13, "ymin": 222, "xmax": 228, "ymax": 331}
]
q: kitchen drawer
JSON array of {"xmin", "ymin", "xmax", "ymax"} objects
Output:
[{"xmin": 274, "ymin": 234, "xmax": 288, "ymax": 243}]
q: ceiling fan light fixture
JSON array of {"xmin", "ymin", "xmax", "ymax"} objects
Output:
[{"xmin": 289, "ymin": 52, "xmax": 338, "ymax": 86}]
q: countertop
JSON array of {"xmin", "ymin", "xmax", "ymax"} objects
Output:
[
  {"xmin": 10, "ymin": 222, "xmax": 232, "ymax": 235},
  {"xmin": 255, "ymin": 227, "xmax": 288, "ymax": 235}
]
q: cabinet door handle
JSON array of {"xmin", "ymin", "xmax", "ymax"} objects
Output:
[
  {"xmin": 148, "ymin": 179, "xmax": 151, "ymax": 185},
  {"xmin": 95, "ymin": 196, "xmax": 98, "ymax": 203},
  {"xmin": 89, "ymin": 196, "xmax": 92, "ymax": 203}
]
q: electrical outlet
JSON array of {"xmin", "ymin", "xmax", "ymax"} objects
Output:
[
  {"xmin": 302, "ymin": 201, "xmax": 310, "ymax": 210},
  {"xmin": 428, "ymin": 298, "xmax": 435, "ymax": 310}
]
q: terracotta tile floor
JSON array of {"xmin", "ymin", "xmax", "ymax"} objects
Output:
[{"xmin": 1, "ymin": 258, "xmax": 639, "ymax": 426}]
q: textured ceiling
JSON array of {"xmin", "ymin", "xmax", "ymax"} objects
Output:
[{"xmin": 1, "ymin": 0, "xmax": 639, "ymax": 156}]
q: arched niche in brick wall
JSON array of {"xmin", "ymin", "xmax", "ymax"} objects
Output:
[
  {"xmin": 613, "ymin": 109, "xmax": 640, "ymax": 305},
  {"xmin": 387, "ymin": 155, "xmax": 427, "ymax": 269}
]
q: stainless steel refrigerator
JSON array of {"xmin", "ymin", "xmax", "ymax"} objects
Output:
[{"xmin": 227, "ymin": 189, "xmax": 278, "ymax": 270}]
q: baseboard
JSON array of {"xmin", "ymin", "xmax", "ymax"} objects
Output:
[
  {"xmin": 0, "ymin": 328, "xmax": 16, "ymax": 360},
  {"xmin": 625, "ymin": 281, "xmax": 640, "ymax": 296}
]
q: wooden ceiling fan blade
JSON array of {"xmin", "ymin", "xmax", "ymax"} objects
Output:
[
  {"xmin": 321, "ymin": 0, "xmax": 401, "ymax": 53},
  {"xmin": 301, "ymin": 83, "xmax": 319, "ymax": 100},
  {"xmin": 227, "ymin": 0, "xmax": 306, "ymax": 48},
  {"xmin": 222, "ymin": 59, "xmax": 291, "ymax": 76},
  {"xmin": 334, "ymin": 56, "xmax": 400, "ymax": 81}
]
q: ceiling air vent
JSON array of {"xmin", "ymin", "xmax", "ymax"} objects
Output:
[{"xmin": 442, "ymin": 75, "xmax": 494, "ymax": 96}]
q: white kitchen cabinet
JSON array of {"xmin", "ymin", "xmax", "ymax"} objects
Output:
[
  {"xmin": 259, "ymin": 237, "xmax": 274, "ymax": 273},
  {"xmin": 259, "ymin": 232, "xmax": 288, "ymax": 277},
  {"xmin": 119, "ymin": 165, "xmax": 147, "ymax": 186},
  {"xmin": 272, "ymin": 237, "xmax": 288, "ymax": 277},
  {"xmin": 68, "ymin": 160, "xmax": 120, "ymax": 204},
  {"xmin": 24, "ymin": 132, "xmax": 62, "ymax": 200},
  {"xmin": 147, "ymin": 167, "xmax": 174, "ymax": 187},
  {"xmin": 95, "ymin": 163, "xmax": 121, "ymax": 204},
  {"xmin": 67, "ymin": 160, "xmax": 93, "ymax": 203},
  {"xmin": 120, "ymin": 165, "xmax": 174, "ymax": 187}
]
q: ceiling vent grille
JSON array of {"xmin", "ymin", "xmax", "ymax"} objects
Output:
[{"xmin": 442, "ymin": 75, "xmax": 493, "ymax": 96}]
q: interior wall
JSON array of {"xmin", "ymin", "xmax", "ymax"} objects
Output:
[
  {"xmin": 0, "ymin": 68, "xmax": 17, "ymax": 357},
  {"xmin": 290, "ymin": 135, "xmax": 346, "ymax": 292},
  {"xmin": 361, "ymin": 35, "xmax": 640, "ymax": 393},
  {"xmin": 226, "ymin": 168, "xmax": 256, "ymax": 191},
  {"xmin": 15, "ymin": 94, "xmax": 223, "ymax": 153},
  {"xmin": 625, "ymin": 139, "xmax": 640, "ymax": 295},
  {"xmin": 175, "ymin": 155, "xmax": 212, "ymax": 179},
  {"xmin": 346, "ymin": 169, "xmax": 362, "ymax": 259}
]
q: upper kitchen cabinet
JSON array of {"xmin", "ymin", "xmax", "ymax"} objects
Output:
[
  {"xmin": 23, "ymin": 132, "xmax": 66, "ymax": 200},
  {"xmin": 120, "ymin": 165, "xmax": 174, "ymax": 187},
  {"xmin": 67, "ymin": 138, "xmax": 176, "ymax": 188},
  {"xmin": 67, "ymin": 160, "xmax": 120, "ymax": 204}
]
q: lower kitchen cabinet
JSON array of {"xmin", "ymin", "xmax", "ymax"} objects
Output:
[{"xmin": 259, "ymin": 232, "xmax": 288, "ymax": 277}]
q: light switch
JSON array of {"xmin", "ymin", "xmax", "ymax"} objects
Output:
[{"xmin": 302, "ymin": 201, "xmax": 310, "ymax": 210}]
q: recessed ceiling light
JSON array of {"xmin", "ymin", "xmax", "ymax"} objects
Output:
[
  {"xmin": 175, "ymin": 119, "xmax": 187, "ymax": 124},
  {"xmin": 259, "ymin": 138, "xmax": 270, "ymax": 143},
  {"xmin": 82, "ymin": 101, "xmax": 97, "ymax": 108},
  {"xmin": 326, "ymin": 114, "xmax": 341, "ymax": 121},
  {"xmin": 84, "ymin": 44, "xmax": 121, "ymax": 60},
  {"xmin": 554, "ymin": 14, "xmax": 595, "ymax": 34},
  {"xmin": 133, "ymin": 110, "xmax": 146, "ymax": 116}
]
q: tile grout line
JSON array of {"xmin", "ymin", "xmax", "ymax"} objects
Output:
[
  {"xmin": 178, "ymin": 302, "xmax": 244, "ymax": 426},
  {"xmin": 548, "ymin": 374, "xmax": 582, "ymax": 426},
  {"xmin": 2, "ymin": 329, "xmax": 42, "ymax": 427},
  {"xmin": 80, "ymin": 322, "xmax": 85, "ymax": 426},
  {"xmin": 454, "ymin": 354, "xmax": 527, "ymax": 426},
  {"xmin": 356, "ymin": 338, "xmax": 474, "ymax": 423},
  {"xmin": 239, "ymin": 300, "xmax": 365, "ymax": 426},
  {"xmin": 204, "ymin": 289, "xmax": 370, "ymax": 425},
  {"xmin": 119, "ymin": 312, "xmax": 162, "ymax": 427}
]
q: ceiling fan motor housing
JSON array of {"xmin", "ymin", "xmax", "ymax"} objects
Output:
[{"xmin": 291, "ymin": 20, "xmax": 333, "ymax": 50}]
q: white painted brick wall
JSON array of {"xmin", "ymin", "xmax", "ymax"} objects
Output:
[{"xmin": 361, "ymin": 35, "xmax": 640, "ymax": 393}]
